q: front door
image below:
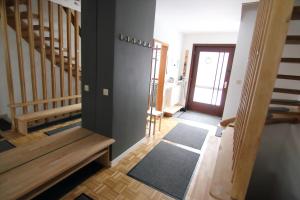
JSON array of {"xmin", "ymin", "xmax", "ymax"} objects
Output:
[{"xmin": 187, "ymin": 45, "xmax": 235, "ymax": 116}]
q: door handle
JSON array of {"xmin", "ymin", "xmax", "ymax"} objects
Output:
[{"xmin": 223, "ymin": 81, "xmax": 228, "ymax": 89}]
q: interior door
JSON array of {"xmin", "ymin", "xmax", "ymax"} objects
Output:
[{"xmin": 187, "ymin": 45, "xmax": 235, "ymax": 116}]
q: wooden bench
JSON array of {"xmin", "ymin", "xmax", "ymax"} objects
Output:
[
  {"xmin": 0, "ymin": 127, "xmax": 115, "ymax": 199},
  {"xmin": 16, "ymin": 103, "xmax": 82, "ymax": 135}
]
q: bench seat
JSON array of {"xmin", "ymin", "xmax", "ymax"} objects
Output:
[
  {"xmin": 15, "ymin": 103, "xmax": 82, "ymax": 135},
  {"xmin": 0, "ymin": 127, "xmax": 115, "ymax": 200}
]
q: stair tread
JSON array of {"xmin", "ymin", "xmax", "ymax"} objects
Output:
[
  {"xmin": 271, "ymin": 99, "xmax": 300, "ymax": 106},
  {"xmin": 281, "ymin": 58, "xmax": 300, "ymax": 63},
  {"xmin": 277, "ymin": 74, "xmax": 300, "ymax": 80},
  {"xmin": 19, "ymin": 12, "xmax": 39, "ymax": 19},
  {"xmin": 286, "ymin": 35, "xmax": 300, "ymax": 44},
  {"xmin": 292, "ymin": 6, "xmax": 300, "ymax": 20},
  {"xmin": 273, "ymin": 88, "xmax": 300, "ymax": 95},
  {"xmin": 6, "ymin": 0, "xmax": 27, "ymax": 7}
]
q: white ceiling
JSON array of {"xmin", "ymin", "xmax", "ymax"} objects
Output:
[{"xmin": 155, "ymin": 0, "xmax": 259, "ymax": 34}]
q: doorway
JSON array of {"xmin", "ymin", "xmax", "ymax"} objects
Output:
[{"xmin": 186, "ymin": 44, "xmax": 235, "ymax": 117}]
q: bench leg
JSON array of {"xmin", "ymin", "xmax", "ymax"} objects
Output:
[
  {"xmin": 97, "ymin": 147, "xmax": 111, "ymax": 168},
  {"xmin": 17, "ymin": 121, "xmax": 28, "ymax": 135}
]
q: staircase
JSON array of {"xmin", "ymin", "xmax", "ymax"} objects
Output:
[
  {"xmin": 5, "ymin": 0, "xmax": 81, "ymax": 77},
  {"xmin": 0, "ymin": 0, "xmax": 82, "ymax": 128},
  {"xmin": 268, "ymin": 6, "xmax": 300, "ymax": 123}
]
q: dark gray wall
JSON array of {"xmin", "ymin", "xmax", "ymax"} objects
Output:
[
  {"xmin": 112, "ymin": 0, "xmax": 156, "ymax": 159},
  {"xmin": 247, "ymin": 124, "xmax": 300, "ymax": 200},
  {"xmin": 82, "ymin": 0, "xmax": 156, "ymax": 159},
  {"xmin": 81, "ymin": 0, "xmax": 98, "ymax": 131}
]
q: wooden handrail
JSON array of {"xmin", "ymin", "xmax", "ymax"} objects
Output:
[{"xmin": 9, "ymin": 95, "xmax": 81, "ymax": 108}]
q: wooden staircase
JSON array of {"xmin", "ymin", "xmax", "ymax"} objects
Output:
[
  {"xmin": 269, "ymin": 6, "xmax": 300, "ymax": 120},
  {"xmin": 0, "ymin": 0, "xmax": 82, "ymax": 129},
  {"xmin": 5, "ymin": 0, "xmax": 81, "ymax": 77}
]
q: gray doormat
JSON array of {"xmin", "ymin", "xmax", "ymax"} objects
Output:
[
  {"xmin": 128, "ymin": 141, "xmax": 199, "ymax": 200},
  {"xmin": 75, "ymin": 193, "xmax": 94, "ymax": 200},
  {"xmin": 45, "ymin": 122, "xmax": 81, "ymax": 136},
  {"xmin": 0, "ymin": 140, "xmax": 15, "ymax": 153},
  {"xmin": 164, "ymin": 123, "xmax": 208, "ymax": 150},
  {"xmin": 175, "ymin": 111, "xmax": 220, "ymax": 126}
]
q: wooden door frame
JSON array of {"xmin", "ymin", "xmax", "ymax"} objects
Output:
[
  {"xmin": 148, "ymin": 39, "xmax": 169, "ymax": 111},
  {"xmin": 185, "ymin": 44, "xmax": 236, "ymax": 116}
]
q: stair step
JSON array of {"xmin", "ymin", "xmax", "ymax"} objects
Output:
[
  {"xmin": 292, "ymin": 6, "xmax": 300, "ymax": 20},
  {"xmin": 19, "ymin": 12, "xmax": 39, "ymax": 19},
  {"xmin": 281, "ymin": 58, "xmax": 300, "ymax": 63},
  {"xmin": 273, "ymin": 88, "xmax": 300, "ymax": 95},
  {"xmin": 271, "ymin": 99, "xmax": 300, "ymax": 106},
  {"xmin": 32, "ymin": 25, "xmax": 50, "ymax": 32},
  {"xmin": 54, "ymin": 47, "xmax": 68, "ymax": 52},
  {"xmin": 266, "ymin": 117, "xmax": 299, "ymax": 125},
  {"xmin": 6, "ymin": 0, "xmax": 27, "ymax": 7},
  {"xmin": 44, "ymin": 37, "xmax": 59, "ymax": 43},
  {"xmin": 286, "ymin": 36, "xmax": 300, "ymax": 44},
  {"xmin": 277, "ymin": 74, "xmax": 300, "ymax": 80}
]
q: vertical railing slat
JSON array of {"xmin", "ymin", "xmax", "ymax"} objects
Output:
[
  {"xmin": 14, "ymin": 0, "xmax": 28, "ymax": 114},
  {"xmin": 48, "ymin": 1, "xmax": 56, "ymax": 108},
  {"xmin": 74, "ymin": 10, "xmax": 80, "ymax": 103},
  {"xmin": 38, "ymin": 0, "xmax": 48, "ymax": 110},
  {"xmin": 0, "ymin": 0, "xmax": 16, "ymax": 129},
  {"xmin": 27, "ymin": 0, "xmax": 39, "ymax": 112},
  {"xmin": 58, "ymin": 5, "xmax": 65, "ymax": 106},
  {"xmin": 67, "ymin": 8, "xmax": 72, "ymax": 105}
]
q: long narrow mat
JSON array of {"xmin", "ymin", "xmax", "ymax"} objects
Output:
[
  {"xmin": 45, "ymin": 122, "xmax": 82, "ymax": 136},
  {"xmin": 128, "ymin": 141, "xmax": 199, "ymax": 200},
  {"xmin": 163, "ymin": 123, "xmax": 208, "ymax": 150}
]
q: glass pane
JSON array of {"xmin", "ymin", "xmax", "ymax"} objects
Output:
[{"xmin": 193, "ymin": 51, "xmax": 229, "ymax": 106}]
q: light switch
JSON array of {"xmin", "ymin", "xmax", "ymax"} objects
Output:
[
  {"xmin": 103, "ymin": 89, "xmax": 109, "ymax": 96},
  {"xmin": 84, "ymin": 84, "xmax": 89, "ymax": 92}
]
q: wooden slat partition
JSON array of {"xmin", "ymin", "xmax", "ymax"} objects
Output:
[
  {"xmin": 74, "ymin": 11, "xmax": 80, "ymax": 103},
  {"xmin": 48, "ymin": 1, "xmax": 57, "ymax": 108},
  {"xmin": 26, "ymin": 0, "xmax": 39, "ymax": 112},
  {"xmin": 38, "ymin": 0, "xmax": 48, "ymax": 110},
  {"xmin": 14, "ymin": 0, "xmax": 28, "ymax": 114},
  {"xmin": 58, "ymin": 5, "xmax": 65, "ymax": 106},
  {"xmin": 0, "ymin": 0, "xmax": 16, "ymax": 128},
  {"xmin": 230, "ymin": 0, "xmax": 294, "ymax": 199},
  {"xmin": 1, "ymin": 0, "xmax": 82, "ymax": 131},
  {"xmin": 66, "ymin": 8, "xmax": 73, "ymax": 105}
]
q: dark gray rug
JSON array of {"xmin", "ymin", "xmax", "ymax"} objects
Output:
[
  {"xmin": 0, "ymin": 140, "xmax": 15, "ymax": 153},
  {"xmin": 75, "ymin": 193, "xmax": 93, "ymax": 200},
  {"xmin": 175, "ymin": 111, "xmax": 220, "ymax": 126},
  {"xmin": 164, "ymin": 123, "xmax": 208, "ymax": 150},
  {"xmin": 45, "ymin": 122, "xmax": 81, "ymax": 136},
  {"xmin": 128, "ymin": 141, "xmax": 199, "ymax": 200}
]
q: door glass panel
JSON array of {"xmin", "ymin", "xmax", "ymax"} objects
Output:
[{"xmin": 193, "ymin": 51, "xmax": 229, "ymax": 106}]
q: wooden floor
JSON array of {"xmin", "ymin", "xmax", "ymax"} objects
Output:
[{"xmin": 0, "ymin": 117, "xmax": 221, "ymax": 200}]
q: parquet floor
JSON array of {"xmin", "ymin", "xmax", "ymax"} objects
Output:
[{"xmin": 0, "ymin": 116, "xmax": 221, "ymax": 200}]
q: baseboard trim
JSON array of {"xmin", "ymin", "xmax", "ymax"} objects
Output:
[{"xmin": 111, "ymin": 136, "xmax": 146, "ymax": 167}]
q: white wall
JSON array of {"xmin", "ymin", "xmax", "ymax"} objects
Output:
[
  {"xmin": 247, "ymin": 123, "xmax": 300, "ymax": 200},
  {"xmin": 154, "ymin": 20, "xmax": 183, "ymax": 80},
  {"xmin": 222, "ymin": 3, "xmax": 258, "ymax": 119},
  {"xmin": 153, "ymin": 18, "xmax": 184, "ymax": 108}
]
